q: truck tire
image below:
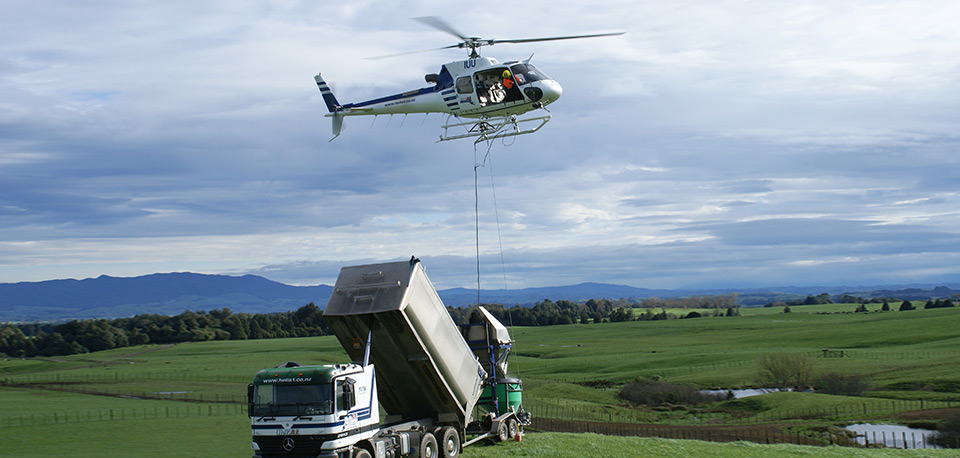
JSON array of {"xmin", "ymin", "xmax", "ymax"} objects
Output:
[
  {"xmin": 496, "ymin": 420, "xmax": 510, "ymax": 442},
  {"xmin": 354, "ymin": 448, "xmax": 372, "ymax": 458},
  {"xmin": 506, "ymin": 417, "xmax": 519, "ymax": 440},
  {"xmin": 440, "ymin": 427, "xmax": 460, "ymax": 458},
  {"xmin": 420, "ymin": 432, "xmax": 439, "ymax": 458}
]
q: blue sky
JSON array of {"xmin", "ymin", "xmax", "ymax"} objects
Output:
[{"xmin": 2, "ymin": 1, "xmax": 959, "ymax": 289}]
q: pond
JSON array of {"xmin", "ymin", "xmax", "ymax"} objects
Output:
[
  {"xmin": 844, "ymin": 423, "xmax": 941, "ymax": 449},
  {"xmin": 699, "ymin": 388, "xmax": 793, "ymax": 399}
]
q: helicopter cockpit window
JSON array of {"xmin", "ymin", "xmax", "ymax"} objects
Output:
[
  {"xmin": 456, "ymin": 76, "xmax": 473, "ymax": 94},
  {"xmin": 509, "ymin": 63, "xmax": 550, "ymax": 85}
]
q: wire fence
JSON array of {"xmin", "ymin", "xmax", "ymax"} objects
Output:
[
  {"xmin": 530, "ymin": 416, "xmax": 827, "ymax": 446},
  {"xmin": 0, "ymin": 404, "xmax": 247, "ymax": 428},
  {"xmin": 3, "ymin": 383, "xmax": 246, "ymax": 404},
  {"xmin": 525, "ymin": 397, "xmax": 959, "ymax": 426},
  {"xmin": 2, "ymin": 371, "xmax": 250, "ymax": 404},
  {"xmin": 529, "ymin": 415, "xmax": 955, "ymax": 449},
  {"xmin": 2, "ymin": 371, "xmax": 250, "ymax": 385},
  {"xmin": 527, "ymin": 349, "xmax": 960, "ymax": 384}
]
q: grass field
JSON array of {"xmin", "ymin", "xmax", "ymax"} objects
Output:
[
  {"xmin": 2, "ymin": 304, "xmax": 959, "ymax": 456},
  {"xmin": 460, "ymin": 432, "xmax": 960, "ymax": 458}
]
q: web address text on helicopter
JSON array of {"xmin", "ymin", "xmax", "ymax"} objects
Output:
[{"xmin": 385, "ymin": 98, "xmax": 415, "ymax": 107}]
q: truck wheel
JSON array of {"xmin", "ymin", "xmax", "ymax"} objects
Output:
[
  {"xmin": 420, "ymin": 432, "xmax": 439, "ymax": 458},
  {"xmin": 506, "ymin": 417, "xmax": 519, "ymax": 440},
  {"xmin": 440, "ymin": 427, "xmax": 460, "ymax": 458},
  {"xmin": 354, "ymin": 448, "xmax": 372, "ymax": 458},
  {"xmin": 496, "ymin": 420, "xmax": 510, "ymax": 442}
]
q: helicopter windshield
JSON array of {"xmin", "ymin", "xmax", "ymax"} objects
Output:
[
  {"xmin": 252, "ymin": 383, "xmax": 333, "ymax": 417},
  {"xmin": 509, "ymin": 63, "xmax": 550, "ymax": 85}
]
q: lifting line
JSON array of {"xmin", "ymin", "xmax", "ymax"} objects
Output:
[{"xmin": 473, "ymin": 136, "xmax": 521, "ymax": 377}]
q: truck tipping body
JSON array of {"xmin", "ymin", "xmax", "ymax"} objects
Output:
[{"xmin": 323, "ymin": 260, "xmax": 485, "ymax": 426}]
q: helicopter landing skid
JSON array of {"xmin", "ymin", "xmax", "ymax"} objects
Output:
[{"xmin": 439, "ymin": 114, "xmax": 551, "ymax": 143}]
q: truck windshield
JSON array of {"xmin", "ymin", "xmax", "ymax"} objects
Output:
[
  {"xmin": 509, "ymin": 63, "xmax": 550, "ymax": 85},
  {"xmin": 253, "ymin": 383, "xmax": 333, "ymax": 416}
]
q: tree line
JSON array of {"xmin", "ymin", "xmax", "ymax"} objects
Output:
[
  {"xmin": 1, "ymin": 304, "xmax": 330, "ymax": 358},
  {"xmin": 0, "ymin": 294, "xmax": 747, "ymax": 358},
  {"xmin": 766, "ymin": 293, "xmax": 959, "ymax": 309}
]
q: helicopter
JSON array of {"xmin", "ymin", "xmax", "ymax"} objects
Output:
[{"xmin": 315, "ymin": 17, "xmax": 624, "ymax": 142}]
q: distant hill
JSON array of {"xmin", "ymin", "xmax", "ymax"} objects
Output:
[
  {"xmin": 438, "ymin": 282, "xmax": 675, "ymax": 307},
  {"xmin": 1, "ymin": 273, "xmax": 957, "ymax": 322},
  {"xmin": 0, "ymin": 273, "xmax": 332, "ymax": 322}
]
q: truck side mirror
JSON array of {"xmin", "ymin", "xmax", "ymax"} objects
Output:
[
  {"xmin": 336, "ymin": 378, "xmax": 357, "ymax": 411},
  {"xmin": 247, "ymin": 384, "xmax": 255, "ymax": 417}
]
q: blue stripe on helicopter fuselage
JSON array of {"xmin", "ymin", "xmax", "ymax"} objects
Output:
[
  {"xmin": 340, "ymin": 86, "xmax": 439, "ymax": 110},
  {"xmin": 442, "ymin": 88, "xmax": 459, "ymax": 110}
]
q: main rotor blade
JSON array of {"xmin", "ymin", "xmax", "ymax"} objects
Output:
[
  {"xmin": 413, "ymin": 16, "xmax": 471, "ymax": 41},
  {"xmin": 492, "ymin": 31, "xmax": 626, "ymax": 45},
  {"xmin": 365, "ymin": 44, "xmax": 460, "ymax": 60}
]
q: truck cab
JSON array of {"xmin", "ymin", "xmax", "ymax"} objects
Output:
[{"xmin": 250, "ymin": 363, "xmax": 379, "ymax": 458}]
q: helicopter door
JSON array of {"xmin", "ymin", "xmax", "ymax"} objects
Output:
[{"xmin": 474, "ymin": 68, "xmax": 524, "ymax": 107}]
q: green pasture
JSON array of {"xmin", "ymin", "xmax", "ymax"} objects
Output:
[
  {"xmin": 2, "ymin": 305, "xmax": 959, "ymax": 456},
  {"xmin": 460, "ymin": 432, "xmax": 959, "ymax": 458},
  {"xmin": 511, "ymin": 307, "xmax": 960, "ymax": 386},
  {"xmin": 2, "ymin": 413, "xmax": 250, "ymax": 457}
]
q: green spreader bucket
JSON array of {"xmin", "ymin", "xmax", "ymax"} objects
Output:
[{"xmin": 480, "ymin": 378, "xmax": 523, "ymax": 415}]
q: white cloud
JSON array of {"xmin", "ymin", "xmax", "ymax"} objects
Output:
[{"xmin": 1, "ymin": 1, "xmax": 959, "ymax": 289}]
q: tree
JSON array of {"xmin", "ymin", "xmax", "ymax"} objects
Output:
[
  {"xmin": 934, "ymin": 411, "xmax": 960, "ymax": 448},
  {"xmin": 34, "ymin": 332, "xmax": 83, "ymax": 356},
  {"xmin": 816, "ymin": 372, "xmax": 868, "ymax": 396},
  {"xmin": 880, "ymin": 301, "xmax": 890, "ymax": 311},
  {"xmin": 591, "ymin": 311, "xmax": 604, "ymax": 324},
  {"xmin": 0, "ymin": 325, "xmax": 35, "ymax": 357},
  {"xmin": 757, "ymin": 353, "xmax": 814, "ymax": 389},
  {"xmin": 610, "ymin": 307, "xmax": 633, "ymax": 322},
  {"xmin": 782, "ymin": 305, "xmax": 792, "ymax": 314},
  {"xmin": 899, "ymin": 300, "xmax": 915, "ymax": 311}
]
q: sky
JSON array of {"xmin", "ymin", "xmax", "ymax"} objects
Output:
[{"xmin": 2, "ymin": 1, "xmax": 960, "ymax": 290}]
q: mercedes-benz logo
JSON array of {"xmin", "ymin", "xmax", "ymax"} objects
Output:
[{"xmin": 282, "ymin": 437, "xmax": 295, "ymax": 452}]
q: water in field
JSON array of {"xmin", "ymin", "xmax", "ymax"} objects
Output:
[
  {"xmin": 845, "ymin": 423, "xmax": 941, "ymax": 449},
  {"xmin": 699, "ymin": 388, "xmax": 792, "ymax": 399}
]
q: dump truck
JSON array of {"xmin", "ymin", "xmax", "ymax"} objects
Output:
[{"xmin": 248, "ymin": 259, "xmax": 529, "ymax": 458}]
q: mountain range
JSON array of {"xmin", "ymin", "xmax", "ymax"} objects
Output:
[{"xmin": 1, "ymin": 272, "xmax": 958, "ymax": 322}]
